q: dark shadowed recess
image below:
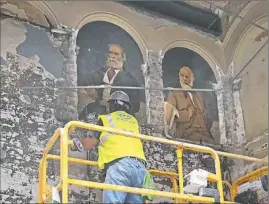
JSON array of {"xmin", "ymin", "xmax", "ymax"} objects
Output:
[
  {"xmin": 76, "ymin": 21, "xmax": 145, "ymax": 90},
  {"xmin": 162, "ymin": 47, "xmax": 218, "ymax": 123},
  {"xmin": 162, "ymin": 47, "xmax": 217, "ymax": 90},
  {"xmin": 16, "ymin": 23, "xmax": 64, "ymax": 78},
  {"xmin": 120, "ymin": 1, "xmax": 222, "ymax": 37}
]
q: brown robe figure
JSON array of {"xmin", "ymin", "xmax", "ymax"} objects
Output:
[{"xmin": 166, "ymin": 66, "xmax": 215, "ymax": 144}]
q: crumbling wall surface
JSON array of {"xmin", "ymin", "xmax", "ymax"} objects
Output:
[
  {"xmin": 229, "ymin": 15, "xmax": 268, "ymax": 163},
  {"xmin": 146, "ymin": 50, "xmax": 165, "ymax": 132},
  {"xmin": 0, "ymin": 53, "xmax": 60, "ymax": 203},
  {"xmin": 0, "ymin": 17, "xmax": 86, "ymax": 202},
  {"xmin": 53, "ymin": 28, "xmax": 79, "ymax": 122},
  {"xmin": 0, "ymin": 15, "xmax": 233, "ymax": 204},
  {"xmin": 0, "ymin": 52, "xmax": 89, "ymax": 203},
  {"xmin": 1, "ymin": 17, "xmax": 64, "ymax": 78}
]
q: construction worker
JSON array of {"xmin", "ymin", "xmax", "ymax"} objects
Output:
[{"xmin": 71, "ymin": 91, "xmax": 148, "ymax": 203}]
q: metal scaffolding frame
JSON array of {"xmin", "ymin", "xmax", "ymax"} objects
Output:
[
  {"xmin": 22, "ymin": 85, "xmax": 218, "ymax": 92},
  {"xmin": 38, "ymin": 121, "xmax": 268, "ymax": 203}
]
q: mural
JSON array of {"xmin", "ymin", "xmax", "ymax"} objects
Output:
[
  {"xmin": 76, "ymin": 21, "xmax": 146, "ymax": 122},
  {"xmin": 163, "ymin": 47, "xmax": 219, "ymax": 144}
]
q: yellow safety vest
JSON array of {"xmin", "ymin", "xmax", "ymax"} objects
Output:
[{"xmin": 97, "ymin": 111, "xmax": 146, "ymax": 170}]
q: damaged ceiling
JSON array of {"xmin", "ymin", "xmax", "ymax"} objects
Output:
[
  {"xmin": 120, "ymin": 1, "xmax": 223, "ymax": 36},
  {"xmin": 0, "ymin": 0, "xmax": 253, "ymax": 39},
  {"xmin": 1, "ymin": 0, "xmax": 51, "ymax": 28},
  {"xmin": 184, "ymin": 1, "xmax": 251, "ymax": 38},
  {"xmin": 119, "ymin": 1, "xmax": 250, "ymax": 38}
]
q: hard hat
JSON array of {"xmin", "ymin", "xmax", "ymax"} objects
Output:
[{"xmin": 108, "ymin": 91, "xmax": 132, "ymax": 108}]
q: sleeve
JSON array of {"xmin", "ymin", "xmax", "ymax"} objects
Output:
[
  {"xmin": 167, "ymin": 91, "xmax": 190, "ymax": 123},
  {"xmin": 113, "ymin": 71, "xmax": 141, "ymax": 113},
  {"xmin": 128, "ymin": 74, "xmax": 141, "ymax": 113},
  {"xmin": 167, "ymin": 91, "xmax": 177, "ymax": 108},
  {"xmin": 91, "ymin": 119, "xmax": 103, "ymax": 139}
]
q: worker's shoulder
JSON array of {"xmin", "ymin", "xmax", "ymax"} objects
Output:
[
  {"xmin": 97, "ymin": 114, "xmax": 107, "ymax": 120},
  {"xmin": 112, "ymin": 111, "xmax": 137, "ymax": 120}
]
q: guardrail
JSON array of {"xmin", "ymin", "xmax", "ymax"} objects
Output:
[
  {"xmin": 231, "ymin": 166, "xmax": 268, "ymax": 201},
  {"xmin": 38, "ymin": 121, "xmax": 268, "ymax": 203}
]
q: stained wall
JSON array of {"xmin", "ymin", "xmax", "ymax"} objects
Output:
[{"xmin": 0, "ymin": 0, "xmax": 268, "ymax": 203}]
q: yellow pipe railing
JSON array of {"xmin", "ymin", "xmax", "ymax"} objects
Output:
[
  {"xmin": 68, "ymin": 178, "xmax": 216, "ymax": 203},
  {"xmin": 38, "ymin": 128, "xmax": 61, "ymax": 203},
  {"xmin": 223, "ymin": 181, "xmax": 232, "ymax": 200},
  {"xmin": 146, "ymin": 169, "xmax": 233, "ymax": 203},
  {"xmin": 38, "ymin": 121, "xmax": 268, "ymax": 203},
  {"xmin": 63, "ymin": 121, "xmax": 268, "ymax": 164},
  {"xmin": 231, "ymin": 166, "xmax": 268, "ymax": 201},
  {"xmin": 176, "ymin": 147, "xmax": 185, "ymax": 204},
  {"xmin": 147, "ymin": 170, "xmax": 179, "ymax": 204},
  {"xmin": 47, "ymin": 154, "xmax": 98, "ymax": 166}
]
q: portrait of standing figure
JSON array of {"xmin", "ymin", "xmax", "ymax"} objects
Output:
[
  {"xmin": 76, "ymin": 21, "xmax": 146, "ymax": 122},
  {"xmin": 163, "ymin": 48, "xmax": 219, "ymax": 144},
  {"xmin": 79, "ymin": 44, "xmax": 141, "ymax": 118}
]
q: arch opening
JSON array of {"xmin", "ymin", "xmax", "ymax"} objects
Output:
[
  {"xmin": 162, "ymin": 47, "xmax": 220, "ymax": 144},
  {"xmin": 76, "ymin": 21, "xmax": 147, "ymax": 124}
]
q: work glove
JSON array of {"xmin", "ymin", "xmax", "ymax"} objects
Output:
[{"xmin": 70, "ymin": 138, "xmax": 84, "ymax": 152}]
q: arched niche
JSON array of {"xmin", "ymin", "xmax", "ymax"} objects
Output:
[
  {"xmin": 75, "ymin": 12, "xmax": 148, "ymax": 62},
  {"xmin": 162, "ymin": 47, "xmax": 220, "ymax": 144},
  {"xmin": 162, "ymin": 40, "xmax": 221, "ymax": 81},
  {"xmin": 76, "ymin": 21, "xmax": 147, "ymax": 124},
  {"xmin": 27, "ymin": 1, "xmax": 60, "ymax": 27}
]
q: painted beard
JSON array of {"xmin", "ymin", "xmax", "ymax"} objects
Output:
[
  {"xmin": 107, "ymin": 58, "xmax": 123, "ymax": 70},
  {"xmin": 180, "ymin": 79, "xmax": 193, "ymax": 89}
]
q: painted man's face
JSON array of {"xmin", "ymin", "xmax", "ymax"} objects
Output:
[
  {"xmin": 179, "ymin": 66, "xmax": 194, "ymax": 89},
  {"xmin": 107, "ymin": 44, "xmax": 124, "ymax": 70}
]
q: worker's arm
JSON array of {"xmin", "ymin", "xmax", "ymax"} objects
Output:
[
  {"xmin": 71, "ymin": 120, "xmax": 103, "ymax": 152},
  {"xmin": 80, "ymin": 137, "xmax": 98, "ymax": 151}
]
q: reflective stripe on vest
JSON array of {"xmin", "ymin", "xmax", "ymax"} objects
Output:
[
  {"xmin": 99, "ymin": 114, "xmax": 133, "ymax": 145},
  {"xmin": 99, "ymin": 114, "xmax": 115, "ymax": 145},
  {"xmin": 106, "ymin": 114, "xmax": 116, "ymax": 127},
  {"xmin": 97, "ymin": 111, "xmax": 146, "ymax": 169}
]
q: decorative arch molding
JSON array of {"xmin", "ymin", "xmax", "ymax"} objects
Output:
[
  {"xmin": 222, "ymin": 1, "xmax": 260, "ymax": 48},
  {"xmin": 231, "ymin": 15, "xmax": 268, "ymax": 64},
  {"xmin": 75, "ymin": 12, "xmax": 148, "ymax": 62},
  {"xmin": 162, "ymin": 40, "xmax": 221, "ymax": 81},
  {"xmin": 27, "ymin": 1, "xmax": 61, "ymax": 28}
]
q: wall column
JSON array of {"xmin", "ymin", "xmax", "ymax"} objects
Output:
[
  {"xmin": 142, "ymin": 50, "xmax": 165, "ymax": 134},
  {"xmin": 54, "ymin": 27, "xmax": 79, "ymax": 121},
  {"xmin": 214, "ymin": 63, "xmax": 247, "ymax": 180}
]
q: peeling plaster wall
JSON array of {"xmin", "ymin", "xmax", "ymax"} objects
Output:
[
  {"xmin": 0, "ymin": 18, "xmax": 86, "ymax": 203},
  {"xmin": 221, "ymin": 1, "xmax": 268, "ymax": 179},
  {"xmin": 0, "ymin": 17, "xmax": 227, "ymax": 203},
  {"xmin": 231, "ymin": 17, "xmax": 268, "ymax": 159},
  {"xmin": 1, "ymin": 1, "xmax": 267, "ymax": 202},
  {"xmin": 0, "ymin": 52, "xmax": 60, "ymax": 203},
  {"xmin": 1, "ymin": 18, "xmax": 64, "ymax": 78},
  {"xmin": 0, "ymin": 18, "xmax": 27, "ymax": 62}
]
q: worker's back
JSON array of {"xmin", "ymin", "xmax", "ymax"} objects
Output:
[{"xmin": 97, "ymin": 110, "xmax": 146, "ymax": 170}]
